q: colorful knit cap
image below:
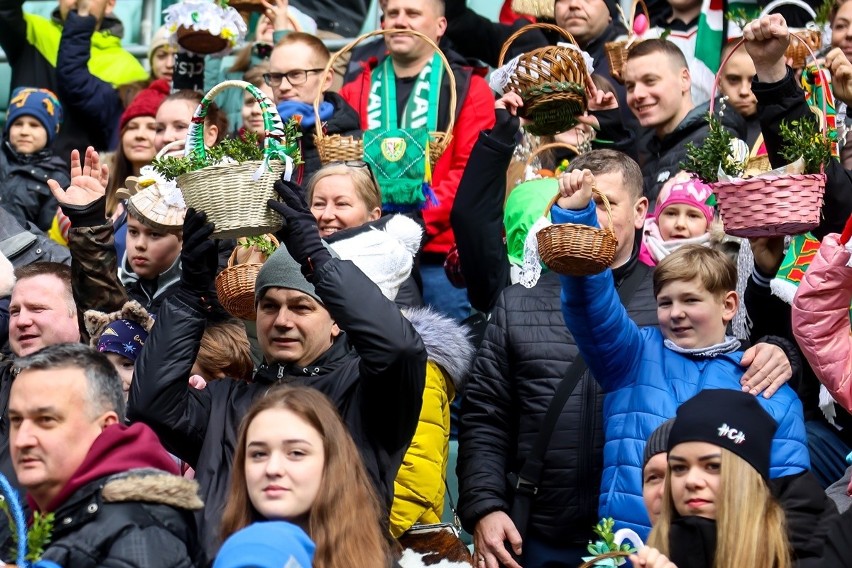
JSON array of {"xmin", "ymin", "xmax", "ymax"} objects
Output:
[
  {"xmin": 97, "ymin": 319, "xmax": 149, "ymax": 362},
  {"xmin": 5, "ymin": 87, "xmax": 63, "ymax": 144},
  {"xmin": 653, "ymin": 174, "xmax": 715, "ymax": 226},
  {"xmin": 120, "ymin": 79, "xmax": 170, "ymax": 131}
]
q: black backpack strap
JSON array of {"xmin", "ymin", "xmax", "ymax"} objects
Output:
[{"xmin": 507, "ymin": 263, "xmax": 650, "ymax": 539}]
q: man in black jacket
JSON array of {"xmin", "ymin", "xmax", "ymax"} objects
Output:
[{"xmin": 127, "ymin": 182, "xmax": 427, "ymax": 557}]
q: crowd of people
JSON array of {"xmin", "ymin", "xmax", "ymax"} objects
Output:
[{"xmin": 1, "ymin": 0, "xmax": 852, "ymax": 567}]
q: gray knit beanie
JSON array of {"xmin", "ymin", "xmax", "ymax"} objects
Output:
[
  {"xmin": 255, "ymin": 244, "xmax": 321, "ymax": 305},
  {"xmin": 643, "ymin": 418, "xmax": 675, "ymax": 469}
]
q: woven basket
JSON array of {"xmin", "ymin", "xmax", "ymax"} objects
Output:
[
  {"xmin": 537, "ymin": 188, "xmax": 618, "ymax": 276},
  {"xmin": 709, "ymin": 37, "xmax": 826, "ymax": 237},
  {"xmin": 314, "ymin": 29, "xmax": 456, "ymax": 165},
  {"xmin": 178, "ymin": 79, "xmax": 296, "ymax": 240},
  {"xmin": 176, "ymin": 26, "xmax": 230, "ymax": 55},
  {"xmin": 760, "ymin": 0, "xmax": 821, "ymax": 69},
  {"xmin": 604, "ymin": 0, "xmax": 649, "ymax": 84},
  {"xmin": 497, "ymin": 23, "xmax": 589, "ymax": 136},
  {"xmin": 216, "ymin": 235, "xmax": 279, "ymax": 320},
  {"xmin": 523, "ymin": 141, "xmax": 581, "ymax": 176},
  {"xmin": 578, "ymin": 550, "xmax": 631, "ymax": 568}
]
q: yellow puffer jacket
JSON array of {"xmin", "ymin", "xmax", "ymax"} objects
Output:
[{"xmin": 390, "ymin": 307, "xmax": 474, "ymax": 537}]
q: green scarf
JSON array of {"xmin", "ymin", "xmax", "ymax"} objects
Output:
[{"xmin": 363, "ymin": 53, "xmax": 443, "ymax": 212}]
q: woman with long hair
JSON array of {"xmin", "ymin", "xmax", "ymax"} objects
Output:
[
  {"xmin": 632, "ymin": 389, "xmax": 791, "ymax": 568},
  {"xmin": 220, "ymin": 385, "xmax": 391, "ymax": 568},
  {"xmin": 154, "ymin": 89, "xmax": 229, "ymax": 158}
]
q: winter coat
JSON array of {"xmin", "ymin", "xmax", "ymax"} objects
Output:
[
  {"xmin": 118, "ymin": 251, "xmax": 182, "ymax": 314},
  {"xmin": 0, "ymin": 141, "xmax": 68, "ymax": 231},
  {"xmin": 791, "ymin": 234, "xmax": 852, "ymax": 414},
  {"xmin": 0, "ymin": 206, "xmax": 70, "ymax": 267},
  {"xmin": 554, "ymin": 201, "xmax": 810, "ymax": 538},
  {"xmin": 127, "ymin": 259, "xmax": 427, "ymax": 558},
  {"xmin": 753, "ymin": 67, "xmax": 852, "ymax": 240},
  {"xmin": 457, "ymin": 255, "xmax": 658, "ymax": 544},
  {"xmin": 301, "ymin": 91, "xmax": 362, "ymax": 184},
  {"xmin": 35, "ymin": 468, "xmax": 204, "ymax": 568},
  {"xmin": 55, "ymin": 11, "xmax": 125, "ymax": 151},
  {"xmin": 340, "ymin": 50, "xmax": 496, "ymax": 256},
  {"xmin": 0, "ymin": 3, "xmax": 148, "ymax": 159},
  {"xmin": 66, "ymin": 218, "xmax": 130, "ymax": 318},
  {"xmin": 390, "ymin": 307, "xmax": 473, "ymax": 537}
]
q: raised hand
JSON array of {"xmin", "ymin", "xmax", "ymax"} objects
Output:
[
  {"xmin": 556, "ymin": 168, "xmax": 595, "ymax": 210},
  {"xmin": 47, "ymin": 147, "xmax": 109, "ymax": 208},
  {"xmin": 826, "ymin": 47, "xmax": 852, "ymax": 105},
  {"xmin": 743, "ymin": 14, "xmax": 790, "ymax": 83},
  {"xmin": 268, "ymin": 180, "xmax": 331, "ymax": 280},
  {"xmin": 261, "ymin": 0, "xmax": 291, "ymax": 31}
]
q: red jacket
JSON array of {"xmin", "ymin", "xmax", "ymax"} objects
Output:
[{"xmin": 340, "ymin": 56, "xmax": 495, "ymax": 256}]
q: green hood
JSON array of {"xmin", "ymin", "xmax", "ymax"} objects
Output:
[{"xmin": 504, "ymin": 177, "xmax": 557, "ymax": 266}]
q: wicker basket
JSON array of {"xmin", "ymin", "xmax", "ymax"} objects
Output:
[
  {"xmin": 497, "ymin": 23, "xmax": 589, "ymax": 136},
  {"xmin": 604, "ymin": 0, "xmax": 649, "ymax": 84},
  {"xmin": 216, "ymin": 235, "xmax": 279, "ymax": 320},
  {"xmin": 760, "ymin": 0, "xmax": 821, "ymax": 69},
  {"xmin": 578, "ymin": 550, "xmax": 631, "ymax": 568},
  {"xmin": 313, "ymin": 29, "xmax": 456, "ymax": 165},
  {"xmin": 708, "ymin": 37, "xmax": 826, "ymax": 237},
  {"xmin": 176, "ymin": 26, "xmax": 230, "ymax": 55},
  {"xmin": 178, "ymin": 79, "xmax": 297, "ymax": 240},
  {"xmin": 523, "ymin": 141, "xmax": 581, "ymax": 177},
  {"xmin": 537, "ymin": 188, "xmax": 618, "ymax": 276}
]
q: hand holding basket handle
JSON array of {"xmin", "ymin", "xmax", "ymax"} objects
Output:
[
  {"xmin": 742, "ymin": 14, "xmax": 792, "ymax": 83},
  {"xmin": 826, "ymin": 48, "xmax": 852, "ymax": 105},
  {"xmin": 268, "ymin": 180, "xmax": 332, "ymax": 281},
  {"xmin": 180, "ymin": 209, "xmax": 219, "ymax": 301},
  {"xmin": 556, "ymin": 168, "xmax": 596, "ymax": 211}
]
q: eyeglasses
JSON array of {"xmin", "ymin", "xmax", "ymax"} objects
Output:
[
  {"xmin": 331, "ymin": 160, "xmax": 379, "ymax": 190},
  {"xmin": 263, "ymin": 68, "xmax": 325, "ymax": 87}
]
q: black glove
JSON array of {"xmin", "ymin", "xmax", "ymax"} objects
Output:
[
  {"xmin": 491, "ymin": 107, "xmax": 520, "ymax": 145},
  {"xmin": 179, "ymin": 208, "xmax": 219, "ymax": 298},
  {"xmin": 268, "ymin": 179, "xmax": 331, "ymax": 281}
]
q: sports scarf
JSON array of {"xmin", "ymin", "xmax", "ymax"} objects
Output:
[{"xmin": 363, "ymin": 53, "xmax": 443, "ymax": 212}]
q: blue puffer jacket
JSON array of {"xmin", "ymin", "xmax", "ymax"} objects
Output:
[{"xmin": 553, "ymin": 202, "xmax": 810, "ymax": 539}]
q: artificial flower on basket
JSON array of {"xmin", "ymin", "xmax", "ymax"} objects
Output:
[
  {"xmin": 164, "ymin": 0, "xmax": 247, "ymax": 55},
  {"xmin": 681, "ymin": 108, "xmax": 832, "ymax": 238},
  {"xmin": 579, "ymin": 518, "xmax": 641, "ymax": 567}
]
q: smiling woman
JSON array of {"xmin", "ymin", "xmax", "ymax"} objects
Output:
[{"xmin": 307, "ymin": 162, "xmax": 382, "ymax": 238}]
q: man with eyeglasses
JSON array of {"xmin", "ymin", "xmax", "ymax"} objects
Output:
[
  {"xmin": 267, "ymin": 31, "xmax": 362, "ymax": 182},
  {"xmin": 340, "ymin": 0, "xmax": 495, "ymax": 322}
]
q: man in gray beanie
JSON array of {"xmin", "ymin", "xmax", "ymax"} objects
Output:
[{"xmin": 128, "ymin": 181, "xmax": 428, "ymax": 558}]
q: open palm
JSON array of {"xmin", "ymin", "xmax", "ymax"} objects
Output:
[{"xmin": 47, "ymin": 147, "xmax": 110, "ymax": 207}]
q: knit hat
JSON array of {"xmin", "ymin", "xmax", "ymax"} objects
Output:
[
  {"xmin": 653, "ymin": 173, "xmax": 715, "ymax": 226},
  {"xmin": 119, "ymin": 79, "xmax": 170, "ymax": 132},
  {"xmin": 667, "ymin": 389, "xmax": 778, "ymax": 479},
  {"xmin": 255, "ymin": 245, "xmax": 321, "ymax": 305},
  {"xmin": 325, "ymin": 215, "xmax": 422, "ymax": 300},
  {"xmin": 213, "ymin": 521, "xmax": 315, "ymax": 568},
  {"xmin": 643, "ymin": 418, "xmax": 674, "ymax": 469},
  {"xmin": 5, "ymin": 87, "xmax": 63, "ymax": 144},
  {"xmin": 148, "ymin": 25, "xmax": 174, "ymax": 70}
]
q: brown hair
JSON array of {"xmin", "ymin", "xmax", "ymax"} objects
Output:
[
  {"xmin": 307, "ymin": 162, "xmax": 382, "ymax": 213},
  {"xmin": 653, "ymin": 244, "xmax": 736, "ymax": 299},
  {"xmin": 626, "ymin": 38, "xmax": 689, "ymax": 71},
  {"xmin": 566, "ymin": 149, "xmax": 644, "ymax": 200},
  {"xmin": 831, "ymin": 0, "xmax": 852, "ymax": 23},
  {"xmin": 162, "ymin": 89, "xmax": 229, "ymax": 145},
  {"xmin": 220, "ymin": 386, "xmax": 389, "ymax": 568},
  {"xmin": 274, "ymin": 32, "xmax": 332, "ymax": 67},
  {"xmin": 242, "ymin": 65, "xmax": 268, "ymax": 89},
  {"xmin": 13, "ymin": 262, "xmax": 74, "ymax": 313},
  {"xmin": 195, "ymin": 319, "xmax": 253, "ymax": 381}
]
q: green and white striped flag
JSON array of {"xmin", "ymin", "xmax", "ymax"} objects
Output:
[{"xmin": 695, "ymin": 0, "xmax": 761, "ymax": 73}]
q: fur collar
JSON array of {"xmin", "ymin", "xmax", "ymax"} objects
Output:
[
  {"xmin": 402, "ymin": 307, "xmax": 473, "ymax": 391},
  {"xmin": 101, "ymin": 468, "xmax": 204, "ymax": 511}
]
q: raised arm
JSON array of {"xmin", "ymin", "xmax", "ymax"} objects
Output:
[{"xmin": 0, "ymin": 0, "xmax": 27, "ymax": 68}]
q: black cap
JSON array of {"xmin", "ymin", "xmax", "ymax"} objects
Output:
[
  {"xmin": 643, "ymin": 418, "xmax": 675, "ymax": 468},
  {"xmin": 667, "ymin": 389, "xmax": 778, "ymax": 479}
]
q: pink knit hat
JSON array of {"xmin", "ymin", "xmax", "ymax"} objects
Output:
[{"xmin": 653, "ymin": 174, "xmax": 715, "ymax": 225}]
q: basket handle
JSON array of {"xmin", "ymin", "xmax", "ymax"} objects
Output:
[
  {"xmin": 184, "ymin": 79, "xmax": 285, "ymax": 162},
  {"xmin": 497, "ymin": 22, "xmax": 581, "ymax": 67},
  {"xmin": 622, "ymin": 0, "xmax": 650, "ymax": 35},
  {"xmin": 544, "ymin": 186, "xmax": 615, "ymax": 234},
  {"xmin": 523, "ymin": 142, "xmax": 581, "ymax": 171},
  {"xmin": 229, "ymin": 234, "xmax": 281, "ymax": 267},
  {"xmin": 312, "ymin": 29, "xmax": 457, "ymax": 141},
  {"xmin": 577, "ymin": 550, "xmax": 631, "ymax": 568},
  {"xmin": 709, "ymin": 34, "xmax": 828, "ymax": 138},
  {"xmin": 760, "ymin": 0, "xmax": 817, "ymax": 20}
]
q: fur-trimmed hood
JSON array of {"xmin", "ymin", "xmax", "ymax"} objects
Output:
[
  {"xmin": 402, "ymin": 306, "xmax": 473, "ymax": 391},
  {"xmin": 102, "ymin": 468, "xmax": 204, "ymax": 511}
]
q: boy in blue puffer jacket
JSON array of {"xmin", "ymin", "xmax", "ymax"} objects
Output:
[{"xmin": 553, "ymin": 165, "xmax": 810, "ymax": 539}]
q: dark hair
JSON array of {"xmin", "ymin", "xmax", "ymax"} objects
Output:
[
  {"xmin": 13, "ymin": 343, "xmax": 126, "ymax": 422},
  {"xmin": 626, "ymin": 38, "xmax": 689, "ymax": 70},
  {"xmin": 13, "ymin": 262, "xmax": 74, "ymax": 312},
  {"xmin": 162, "ymin": 89, "xmax": 229, "ymax": 145},
  {"xmin": 242, "ymin": 65, "xmax": 267, "ymax": 89},
  {"xmin": 567, "ymin": 149, "xmax": 644, "ymax": 200}
]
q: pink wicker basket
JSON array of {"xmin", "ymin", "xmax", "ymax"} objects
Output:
[{"xmin": 708, "ymin": 37, "xmax": 826, "ymax": 238}]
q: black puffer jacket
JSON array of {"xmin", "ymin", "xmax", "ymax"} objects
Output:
[
  {"xmin": 35, "ymin": 468, "xmax": 205, "ymax": 568},
  {"xmin": 457, "ymin": 256, "xmax": 658, "ymax": 544},
  {"xmin": 128, "ymin": 258, "xmax": 427, "ymax": 558},
  {"xmin": 300, "ymin": 91, "xmax": 361, "ymax": 184},
  {"xmin": 0, "ymin": 141, "xmax": 68, "ymax": 231},
  {"xmin": 0, "ymin": 206, "xmax": 70, "ymax": 267}
]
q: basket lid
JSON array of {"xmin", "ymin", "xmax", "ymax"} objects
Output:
[{"xmin": 119, "ymin": 165, "xmax": 187, "ymax": 232}]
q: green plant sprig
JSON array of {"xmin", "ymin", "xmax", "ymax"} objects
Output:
[
  {"xmin": 151, "ymin": 131, "xmax": 285, "ymax": 180},
  {"xmin": 242, "ymin": 235, "xmax": 278, "ymax": 258},
  {"xmin": 0, "ymin": 496, "xmax": 55, "ymax": 562},
  {"xmin": 815, "ymin": 0, "xmax": 833, "ymax": 25},
  {"xmin": 778, "ymin": 117, "xmax": 832, "ymax": 174},
  {"xmin": 681, "ymin": 114, "xmax": 743, "ymax": 184}
]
